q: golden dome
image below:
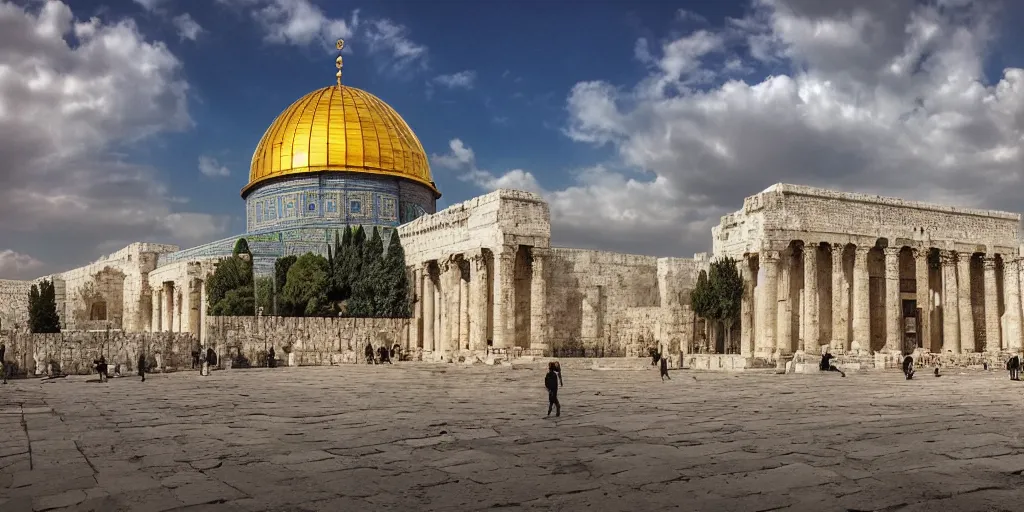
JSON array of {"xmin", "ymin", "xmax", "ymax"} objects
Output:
[{"xmin": 243, "ymin": 85, "xmax": 437, "ymax": 197}]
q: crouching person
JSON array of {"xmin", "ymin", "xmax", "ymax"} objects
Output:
[{"xmin": 902, "ymin": 355, "xmax": 915, "ymax": 380}]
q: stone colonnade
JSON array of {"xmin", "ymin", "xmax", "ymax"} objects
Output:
[
  {"xmin": 149, "ymin": 279, "xmax": 206, "ymax": 340},
  {"xmin": 739, "ymin": 240, "xmax": 1024, "ymax": 358},
  {"xmin": 409, "ymin": 245, "xmax": 548, "ymax": 355}
]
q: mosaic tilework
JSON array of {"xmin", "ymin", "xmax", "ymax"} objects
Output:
[{"xmin": 245, "ymin": 174, "xmax": 434, "ymax": 234}]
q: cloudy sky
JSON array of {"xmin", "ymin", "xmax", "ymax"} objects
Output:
[{"xmin": 1, "ymin": 0, "xmax": 1023, "ymax": 279}]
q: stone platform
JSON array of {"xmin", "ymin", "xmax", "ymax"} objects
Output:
[{"xmin": 2, "ymin": 365, "xmax": 1024, "ymax": 511}]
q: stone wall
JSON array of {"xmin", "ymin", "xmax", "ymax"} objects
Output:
[
  {"xmin": 0, "ymin": 279, "xmax": 32, "ymax": 332},
  {"xmin": 0, "ymin": 330, "xmax": 197, "ymax": 376},
  {"xmin": 204, "ymin": 316, "xmax": 410, "ymax": 366}
]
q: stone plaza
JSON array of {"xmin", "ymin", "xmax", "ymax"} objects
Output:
[{"xmin": 3, "ymin": 364, "xmax": 1024, "ymax": 511}]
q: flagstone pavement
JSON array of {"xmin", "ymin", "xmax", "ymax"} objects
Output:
[{"xmin": 2, "ymin": 364, "xmax": 1024, "ymax": 511}]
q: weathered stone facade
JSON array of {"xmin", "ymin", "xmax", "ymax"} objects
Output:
[
  {"xmin": 0, "ymin": 330, "xmax": 196, "ymax": 376},
  {"xmin": 713, "ymin": 184, "xmax": 1022, "ymax": 362}
]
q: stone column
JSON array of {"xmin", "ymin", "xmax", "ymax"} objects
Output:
[
  {"xmin": 957, "ymin": 253, "xmax": 975, "ymax": 353},
  {"xmin": 831, "ymin": 244, "xmax": 848, "ymax": 351},
  {"xmin": 802, "ymin": 245, "xmax": 820, "ymax": 353},
  {"xmin": 983, "ymin": 255, "xmax": 1001, "ymax": 352},
  {"xmin": 151, "ymin": 289, "xmax": 161, "ymax": 332},
  {"xmin": 163, "ymin": 284, "xmax": 174, "ymax": 333},
  {"xmin": 411, "ymin": 267, "xmax": 423, "ymax": 350},
  {"xmin": 758, "ymin": 250, "xmax": 780, "ymax": 357},
  {"xmin": 1005, "ymin": 257, "xmax": 1023, "ymax": 351},
  {"xmin": 459, "ymin": 266, "xmax": 470, "ymax": 351},
  {"xmin": 740, "ymin": 256, "xmax": 754, "ymax": 357},
  {"xmin": 469, "ymin": 253, "xmax": 488, "ymax": 350},
  {"xmin": 940, "ymin": 250, "xmax": 960, "ymax": 353},
  {"xmin": 777, "ymin": 252, "xmax": 792, "ymax": 354},
  {"xmin": 423, "ymin": 265, "xmax": 435, "ymax": 352},
  {"xmin": 491, "ymin": 249, "xmax": 516, "ymax": 349},
  {"xmin": 883, "ymin": 247, "xmax": 901, "ymax": 353},
  {"xmin": 199, "ymin": 280, "xmax": 208, "ymax": 347},
  {"xmin": 914, "ymin": 249, "xmax": 930, "ymax": 352},
  {"xmin": 530, "ymin": 249, "xmax": 549, "ymax": 354},
  {"xmin": 851, "ymin": 246, "xmax": 871, "ymax": 353}
]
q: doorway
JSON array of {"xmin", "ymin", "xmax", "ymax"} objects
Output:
[{"xmin": 902, "ymin": 299, "xmax": 918, "ymax": 354}]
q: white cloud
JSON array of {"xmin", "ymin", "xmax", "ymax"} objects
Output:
[
  {"xmin": 457, "ymin": 0, "xmax": 1024, "ymax": 257},
  {"xmin": 433, "ymin": 70, "xmax": 476, "ymax": 89},
  {"xmin": 133, "ymin": 0, "xmax": 163, "ymax": 11},
  {"xmin": 430, "ymin": 139, "xmax": 475, "ymax": 170},
  {"xmin": 0, "ymin": 1, "xmax": 229, "ymax": 278},
  {"xmin": 0, "ymin": 250, "xmax": 43, "ymax": 280},
  {"xmin": 198, "ymin": 155, "xmax": 230, "ymax": 177},
  {"xmin": 430, "ymin": 139, "xmax": 543, "ymax": 195},
  {"xmin": 172, "ymin": 13, "xmax": 202, "ymax": 41},
  {"xmin": 363, "ymin": 18, "xmax": 427, "ymax": 72}
]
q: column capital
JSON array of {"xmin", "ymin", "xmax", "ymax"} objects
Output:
[
  {"xmin": 939, "ymin": 249, "xmax": 957, "ymax": 264},
  {"xmin": 761, "ymin": 250, "xmax": 780, "ymax": 262},
  {"xmin": 831, "ymin": 242, "xmax": 846, "ymax": 252},
  {"xmin": 882, "ymin": 246, "xmax": 900, "ymax": 258},
  {"xmin": 854, "ymin": 245, "xmax": 871, "ymax": 256},
  {"xmin": 983, "ymin": 255, "xmax": 997, "ymax": 269},
  {"xmin": 531, "ymin": 247, "xmax": 551, "ymax": 259},
  {"xmin": 802, "ymin": 246, "xmax": 817, "ymax": 262},
  {"xmin": 911, "ymin": 247, "xmax": 928, "ymax": 259}
]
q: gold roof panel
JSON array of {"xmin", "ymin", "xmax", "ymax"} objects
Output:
[{"xmin": 243, "ymin": 85, "xmax": 438, "ymax": 197}]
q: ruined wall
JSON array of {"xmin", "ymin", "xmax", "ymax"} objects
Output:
[
  {"xmin": 0, "ymin": 279, "xmax": 32, "ymax": 332},
  {"xmin": 205, "ymin": 316, "xmax": 410, "ymax": 365},
  {"xmin": 0, "ymin": 331, "xmax": 196, "ymax": 376},
  {"xmin": 399, "ymin": 189, "xmax": 550, "ymax": 265}
]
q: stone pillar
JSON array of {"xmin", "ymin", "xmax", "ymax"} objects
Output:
[
  {"xmin": 957, "ymin": 253, "xmax": 975, "ymax": 353},
  {"xmin": 777, "ymin": 252, "xmax": 792, "ymax": 354},
  {"xmin": 940, "ymin": 250, "xmax": 960, "ymax": 353},
  {"xmin": 151, "ymin": 289, "xmax": 161, "ymax": 332},
  {"xmin": 802, "ymin": 245, "xmax": 820, "ymax": 353},
  {"xmin": 199, "ymin": 280, "xmax": 207, "ymax": 347},
  {"xmin": 469, "ymin": 253, "xmax": 488, "ymax": 350},
  {"xmin": 163, "ymin": 284, "xmax": 174, "ymax": 333},
  {"xmin": 851, "ymin": 246, "xmax": 871, "ymax": 353},
  {"xmin": 831, "ymin": 244, "xmax": 848, "ymax": 351},
  {"xmin": 913, "ymin": 248, "xmax": 930, "ymax": 352},
  {"xmin": 423, "ymin": 265, "xmax": 435, "ymax": 352},
  {"xmin": 740, "ymin": 256, "xmax": 754, "ymax": 357},
  {"xmin": 491, "ymin": 249, "xmax": 516, "ymax": 349},
  {"xmin": 530, "ymin": 249, "xmax": 549, "ymax": 354},
  {"xmin": 1005, "ymin": 257, "xmax": 1023, "ymax": 351},
  {"xmin": 411, "ymin": 267, "xmax": 423, "ymax": 350},
  {"xmin": 459, "ymin": 266, "xmax": 470, "ymax": 351},
  {"xmin": 883, "ymin": 247, "xmax": 901, "ymax": 353},
  {"xmin": 758, "ymin": 250, "xmax": 780, "ymax": 357},
  {"xmin": 983, "ymin": 256, "xmax": 1001, "ymax": 352}
]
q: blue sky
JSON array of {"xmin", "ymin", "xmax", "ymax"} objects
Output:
[{"xmin": 2, "ymin": 0, "xmax": 1024, "ymax": 278}]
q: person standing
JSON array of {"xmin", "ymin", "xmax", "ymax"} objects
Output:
[
  {"xmin": 1007, "ymin": 354, "xmax": 1021, "ymax": 381},
  {"xmin": 1, "ymin": 342, "xmax": 7, "ymax": 384},
  {"xmin": 364, "ymin": 341, "xmax": 375, "ymax": 365},
  {"xmin": 660, "ymin": 355, "xmax": 670, "ymax": 381},
  {"xmin": 268, "ymin": 346, "xmax": 276, "ymax": 368},
  {"xmin": 138, "ymin": 352, "xmax": 147, "ymax": 382},
  {"xmin": 545, "ymin": 362, "xmax": 561, "ymax": 417},
  {"xmin": 553, "ymin": 361, "xmax": 563, "ymax": 387}
]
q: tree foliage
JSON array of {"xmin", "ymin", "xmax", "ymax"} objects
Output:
[
  {"xmin": 689, "ymin": 258, "xmax": 744, "ymax": 352},
  {"xmin": 207, "ymin": 239, "xmax": 255, "ymax": 316},
  {"xmin": 28, "ymin": 279, "xmax": 61, "ymax": 333},
  {"xmin": 281, "ymin": 253, "xmax": 332, "ymax": 317},
  {"xmin": 273, "ymin": 255, "xmax": 298, "ymax": 315}
]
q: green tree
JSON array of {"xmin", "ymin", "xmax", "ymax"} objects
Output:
[
  {"xmin": 282, "ymin": 253, "xmax": 332, "ymax": 316},
  {"xmin": 255, "ymin": 276, "xmax": 273, "ymax": 313},
  {"xmin": 379, "ymin": 230, "xmax": 410, "ymax": 317},
  {"xmin": 273, "ymin": 255, "xmax": 298, "ymax": 315},
  {"xmin": 28, "ymin": 279, "xmax": 61, "ymax": 333},
  {"xmin": 347, "ymin": 227, "xmax": 386, "ymax": 317},
  {"xmin": 206, "ymin": 248, "xmax": 255, "ymax": 316},
  {"xmin": 689, "ymin": 270, "xmax": 713, "ymax": 351},
  {"xmin": 233, "ymin": 238, "xmax": 252, "ymax": 258},
  {"xmin": 708, "ymin": 257, "xmax": 744, "ymax": 353}
]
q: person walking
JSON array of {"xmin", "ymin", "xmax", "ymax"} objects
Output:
[
  {"xmin": 138, "ymin": 352, "xmax": 147, "ymax": 382},
  {"xmin": 553, "ymin": 361, "xmax": 563, "ymax": 387},
  {"xmin": 545, "ymin": 362, "xmax": 561, "ymax": 417},
  {"xmin": 660, "ymin": 355, "xmax": 670, "ymax": 381}
]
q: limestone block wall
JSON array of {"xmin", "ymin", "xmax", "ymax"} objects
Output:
[
  {"xmin": 204, "ymin": 315, "xmax": 410, "ymax": 365},
  {"xmin": 0, "ymin": 279, "xmax": 32, "ymax": 332},
  {"xmin": 399, "ymin": 189, "xmax": 550, "ymax": 265},
  {"xmin": 0, "ymin": 331, "xmax": 196, "ymax": 376}
]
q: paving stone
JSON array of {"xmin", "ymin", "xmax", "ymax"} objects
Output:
[{"xmin": 2, "ymin": 366, "xmax": 1024, "ymax": 510}]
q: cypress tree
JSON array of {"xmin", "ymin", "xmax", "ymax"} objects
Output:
[
  {"xmin": 382, "ymin": 230, "xmax": 410, "ymax": 317},
  {"xmin": 28, "ymin": 284, "xmax": 40, "ymax": 332}
]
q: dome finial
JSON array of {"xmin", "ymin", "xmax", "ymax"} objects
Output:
[{"xmin": 335, "ymin": 39, "xmax": 345, "ymax": 87}]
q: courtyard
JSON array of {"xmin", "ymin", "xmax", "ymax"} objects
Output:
[{"xmin": 1, "ymin": 364, "xmax": 1024, "ymax": 511}]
